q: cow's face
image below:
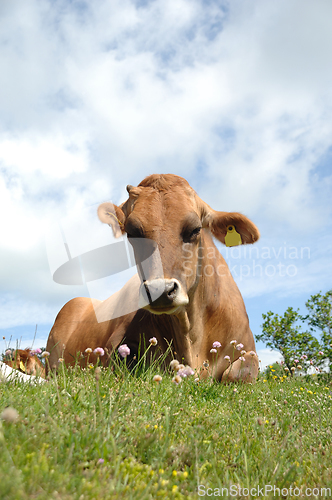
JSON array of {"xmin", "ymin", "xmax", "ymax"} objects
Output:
[{"xmin": 98, "ymin": 174, "xmax": 259, "ymax": 315}]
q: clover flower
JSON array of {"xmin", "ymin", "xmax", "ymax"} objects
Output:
[
  {"xmin": 58, "ymin": 358, "xmax": 64, "ymax": 363},
  {"xmin": 301, "ymin": 354, "xmax": 308, "ymax": 360},
  {"xmin": 97, "ymin": 458, "xmax": 105, "ymax": 465},
  {"xmin": 118, "ymin": 344, "xmax": 130, "ymax": 358},
  {"xmin": 224, "ymin": 355, "xmax": 231, "ymax": 362},
  {"xmin": 212, "ymin": 341, "xmax": 221, "ymax": 348},
  {"xmin": 170, "ymin": 359, "xmax": 180, "ymax": 371},
  {"xmin": 30, "ymin": 348, "xmax": 42, "ymax": 356},
  {"xmin": 291, "ymin": 367, "xmax": 296, "ymax": 372},
  {"xmin": 85, "ymin": 348, "xmax": 93, "ymax": 354},
  {"xmin": 239, "ymin": 356, "xmax": 246, "ymax": 362},
  {"xmin": 236, "ymin": 343, "xmax": 244, "ymax": 351},
  {"xmin": 249, "ymin": 351, "xmax": 256, "ymax": 356},
  {"xmin": 149, "ymin": 337, "xmax": 158, "ymax": 346},
  {"xmin": 172, "ymin": 374, "xmax": 182, "ymax": 385},
  {"xmin": 240, "ymin": 350, "xmax": 246, "ymax": 355},
  {"xmin": 95, "ymin": 367, "xmax": 102, "ymax": 380},
  {"xmin": 1, "ymin": 407, "xmax": 19, "ymax": 423},
  {"xmin": 318, "ymin": 351, "xmax": 324, "ymax": 355},
  {"xmin": 153, "ymin": 375, "xmax": 162, "ymax": 383},
  {"xmin": 41, "ymin": 351, "xmax": 50, "ymax": 358},
  {"xmin": 230, "ymin": 340, "xmax": 237, "ymax": 345},
  {"xmin": 296, "ymin": 365, "xmax": 302, "ymax": 370},
  {"xmin": 210, "ymin": 348, "xmax": 217, "ymax": 354},
  {"xmin": 93, "ymin": 347, "xmax": 105, "ymax": 357},
  {"xmin": 4, "ymin": 349, "xmax": 11, "ymax": 357},
  {"xmin": 178, "ymin": 365, "xmax": 195, "ymax": 378}
]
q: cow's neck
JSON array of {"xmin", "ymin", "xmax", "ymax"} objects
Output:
[{"xmin": 171, "ymin": 233, "xmax": 223, "ymax": 366}]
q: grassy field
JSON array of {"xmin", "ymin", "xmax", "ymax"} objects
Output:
[{"xmin": 1, "ymin": 352, "xmax": 332, "ymax": 500}]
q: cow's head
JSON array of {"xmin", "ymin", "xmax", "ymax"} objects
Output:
[{"xmin": 98, "ymin": 174, "xmax": 259, "ymax": 315}]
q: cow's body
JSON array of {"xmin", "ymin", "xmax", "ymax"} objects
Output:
[{"xmin": 46, "ymin": 174, "xmax": 259, "ymax": 382}]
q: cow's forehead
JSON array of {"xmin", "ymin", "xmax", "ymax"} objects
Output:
[{"xmin": 130, "ymin": 184, "xmax": 199, "ymax": 221}]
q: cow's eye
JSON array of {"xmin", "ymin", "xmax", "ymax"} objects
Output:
[
  {"xmin": 125, "ymin": 224, "xmax": 144, "ymax": 239},
  {"xmin": 183, "ymin": 226, "xmax": 201, "ymax": 243},
  {"xmin": 126, "ymin": 230, "xmax": 144, "ymax": 239}
]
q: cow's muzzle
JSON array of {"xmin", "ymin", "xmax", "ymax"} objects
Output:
[{"xmin": 139, "ymin": 278, "xmax": 189, "ymax": 314}]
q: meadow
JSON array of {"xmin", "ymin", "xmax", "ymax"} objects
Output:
[{"xmin": 1, "ymin": 350, "xmax": 332, "ymax": 500}]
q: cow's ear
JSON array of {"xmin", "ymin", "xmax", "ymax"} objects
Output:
[
  {"xmin": 97, "ymin": 202, "xmax": 126, "ymax": 238},
  {"xmin": 208, "ymin": 211, "xmax": 259, "ymax": 245}
]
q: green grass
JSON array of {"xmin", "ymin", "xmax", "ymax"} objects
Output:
[{"xmin": 1, "ymin": 355, "xmax": 332, "ymax": 500}]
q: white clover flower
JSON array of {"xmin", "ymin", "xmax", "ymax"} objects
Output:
[
  {"xmin": 210, "ymin": 348, "xmax": 217, "ymax": 354},
  {"xmin": 212, "ymin": 341, "xmax": 221, "ymax": 348},
  {"xmin": 118, "ymin": 344, "xmax": 130, "ymax": 358},
  {"xmin": 153, "ymin": 375, "xmax": 162, "ymax": 383},
  {"xmin": 178, "ymin": 365, "xmax": 195, "ymax": 378},
  {"xmin": 230, "ymin": 340, "xmax": 237, "ymax": 345},
  {"xmin": 149, "ymin": 337, "xmax": 158, "ymax": 346},
  {"xmin": 85, "ymin": 348, "xmax": 93, "ymax": 354},
  {"xmin": 93, "ymin": 347, "xmax": 105, "ymax": 357},
  {"xmin": 1, "ymin": 407, "xmax": 19, "ymax": 423},
  {"xmin": 172, "ymin": 375, "xmax": 182, "ymax": 385},
  {"xmin": 170, "ymin": 359, "xmax": 180, "ymax": 371}
]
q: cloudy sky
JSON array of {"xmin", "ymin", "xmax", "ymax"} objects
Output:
[{"xmin": 1, "ymin": 0, "xmax": 331, "ymax": 368}]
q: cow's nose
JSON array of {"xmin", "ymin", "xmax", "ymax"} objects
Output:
[
  {"xmin": 139, "ymin": 278, "xmax": 188, "ymax": 312},
  {"xmin": 164, "ymin": 280, "xmax": 178, "ymax": 300}
]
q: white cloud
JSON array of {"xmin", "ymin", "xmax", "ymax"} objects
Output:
[{"xmin": 0, "ymin": 136, "xmax": 88, "ymax": 178}]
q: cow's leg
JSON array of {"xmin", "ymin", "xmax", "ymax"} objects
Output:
[{"xmin": 221, "ymin": 352, "xmax": 259, "ymax": 383}]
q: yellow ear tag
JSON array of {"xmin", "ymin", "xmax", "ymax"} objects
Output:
[
  {"xmin": 19, "ymin": 361, "xmax": 26, "ymax": 372},
  {"xmin": 225, "ymin": 225, "xmax": 242, "ymax": 247}
]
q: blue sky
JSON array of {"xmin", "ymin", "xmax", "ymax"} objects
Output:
[{"xmin": 1, "ymin": 0, "xmax": 332, "ymax": 369}]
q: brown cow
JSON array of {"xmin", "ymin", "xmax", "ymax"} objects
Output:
[
  {"xmin": 4, "ymin": 349, "xmax": 45, "ymax": 378},
  {"xmin": 46, "ymin": 174, "xmax": 260, "ymax": 382}
]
